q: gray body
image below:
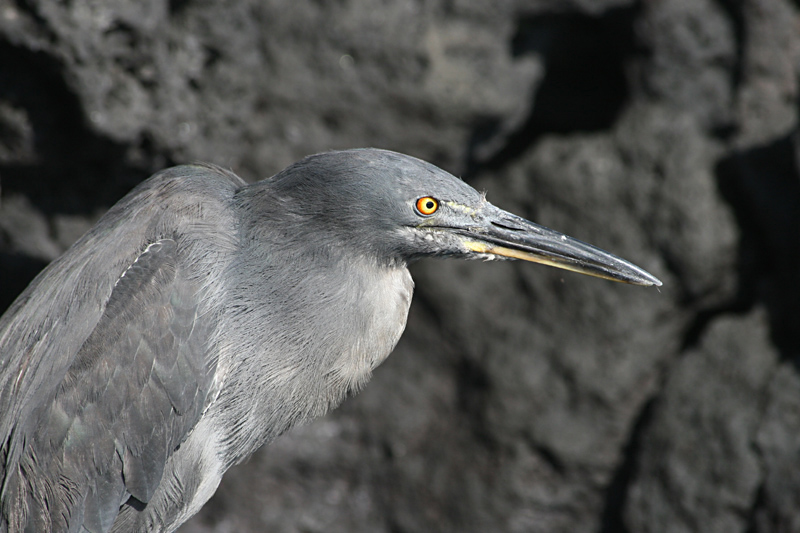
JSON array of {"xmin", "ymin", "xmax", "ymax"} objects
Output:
[{"xmin": 0, "ymin": 149, "xmax": 659, "ymax": 532}]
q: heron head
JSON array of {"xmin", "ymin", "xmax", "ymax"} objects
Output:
[{"xmin": 259, "ymin": 148, "xmax": 661, "ymax": 286}]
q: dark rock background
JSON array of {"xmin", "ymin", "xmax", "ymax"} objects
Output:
[{"xmin": 1, "ymin": 0, "xmax": 799, "ymax": 531}]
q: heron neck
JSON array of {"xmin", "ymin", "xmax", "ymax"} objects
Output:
[{"xmin": 206, "ymin": 218, "xmax": 413, "ymax": 463}]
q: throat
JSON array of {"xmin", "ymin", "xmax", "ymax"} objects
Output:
[{"xmin": 323, "ymin": 263, "xmax": 414, "ymax": 399}]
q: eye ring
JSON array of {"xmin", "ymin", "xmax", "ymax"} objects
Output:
[{"xmin": 415, "ymin": 197, "xmax": 439, "ymax": 216}]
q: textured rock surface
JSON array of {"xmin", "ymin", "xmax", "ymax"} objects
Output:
[{"xmin": 1, "ymin": 0, "xmax": 799, "ymax": 531}]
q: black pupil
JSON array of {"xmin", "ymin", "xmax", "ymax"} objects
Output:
[{"xmin": 425, "ymin": 200, "xmax": 434, "ymax": 210}]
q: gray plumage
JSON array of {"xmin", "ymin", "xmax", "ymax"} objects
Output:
[{"xmin": 0, "ymin": 149, "xmax": 660, "ymax": 532}]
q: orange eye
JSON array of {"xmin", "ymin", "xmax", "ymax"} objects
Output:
[{"xmin": 415, "ymin": 197, "xmax": 439, "ymax": 216}]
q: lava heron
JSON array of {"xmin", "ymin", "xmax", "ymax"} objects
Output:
[{"xmin": 0, "ymin": 148, "xmax": 660, "ymax": 532}]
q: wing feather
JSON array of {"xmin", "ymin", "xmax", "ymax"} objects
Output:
[
  {"xmin": 5, "ymin": 239, "xmax": 212, "ymax": 531},
  {"xmin": 0, "ymin": 164, "xmax": 243, "ymax": 532}
]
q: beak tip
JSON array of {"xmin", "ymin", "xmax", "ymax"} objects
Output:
[{"xmin": 637, "ymin": 271, "xmax": 663, "ymax": 287}]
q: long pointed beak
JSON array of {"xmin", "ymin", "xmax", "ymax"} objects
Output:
[{"xmin": 459, "ymin": 206, "xmax": 662, "ymax": 287}]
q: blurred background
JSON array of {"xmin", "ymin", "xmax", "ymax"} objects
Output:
[{"xmin": 1, "ymin": 0, "xmax": 799, "ymax": 531}]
